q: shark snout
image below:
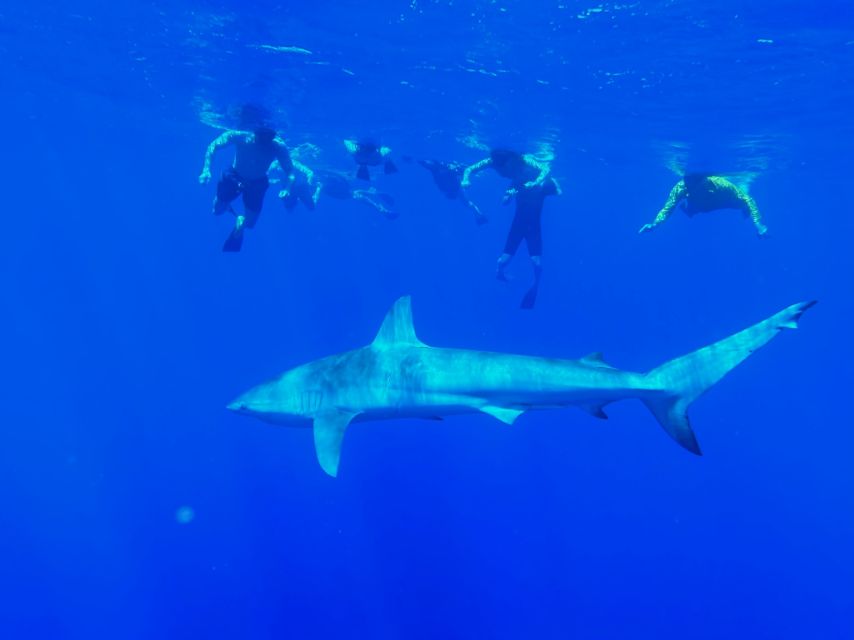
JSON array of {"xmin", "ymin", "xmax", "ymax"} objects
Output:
[{"xmin": 227, "ymin": 398, "xmax": 250, "ymax": 412}]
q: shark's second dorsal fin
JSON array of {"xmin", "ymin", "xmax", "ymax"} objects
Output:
[
  {"xmin": 580, "ymin": 352, "xmax": 616, "ymax": 369},
  {"xmin": 373, "ymin": 296, "xmax": 423, "ymax": 347}
]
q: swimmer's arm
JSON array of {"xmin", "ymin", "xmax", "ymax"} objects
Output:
[
  {"xmin": 522, "ymin": 155, "xmax": 549, "ymax": 188},
  {"xmin": 716, "ymin": 180, "xmax": 767, "ymax": 234},
  {"xmin": 653, "ymin": 182, "xmax": 686, "ymax": 224},
  {"xmin": 739, "ymin": 192, "xmax": 768, "ymax": 236},
  {"xmin": 639, "ymin": 182, "xmax": 685, "ymax": 233},
  {"xmin": 199, "ymin": 131, "xmax": 239, "ymax": 183},
  {"xmin": 343, "ymin": 139, "xmax": 358, "ymax": 154},
  {"xmin": 293, "ymin": 160, "xmax": 315, "ymax": 183},
  {"xmin": 461, "ymin": 158, "xmax": 492, "ymax": 188}
]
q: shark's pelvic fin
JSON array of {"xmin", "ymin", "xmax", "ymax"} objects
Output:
[
  {"xmin": 313, "ymin": 409, "xmax": 359, "ymax": 477},
  {"xmin": 480, "ymin": 405, "xmax": 525, "ymax": 424},
  {"xmin": 643, "ymin": 300, "xmax": 817, "ymax": 455},
  {"xmin": 373, "ymin": 296, "xmax": 424, "ymax": 347},
  {"xmin": 579, "ymin": 403, "xmax": 609, "ymax": 419}
]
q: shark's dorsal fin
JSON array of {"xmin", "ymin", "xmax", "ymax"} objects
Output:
[
  {"xmin": 313, "ymin": 409, "xmax": 359, "ymax": 477},
  {"xmin": 580, "ymin": 352, "xmax": 616, "ymax": 369},
  {"xmin": 373, "ymin": 296, "xmax": 423, "ymax": 347}
]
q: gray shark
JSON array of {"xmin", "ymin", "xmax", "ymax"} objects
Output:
[{"xmin": 228, "ymin": 297, "xmax": 815, "ymax": 477}]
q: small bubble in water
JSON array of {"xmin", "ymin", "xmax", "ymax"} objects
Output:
[{"xmin": 175, "ymin": 506, "xmax": 195, "ymax": 524}]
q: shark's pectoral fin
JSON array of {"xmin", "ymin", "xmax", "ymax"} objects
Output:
[
  {"xmin": 480, "ymin": 405, "xmax": 525, "ymax": 425},
  {"xmin": 313, "ymin": 409, "xmax": 359, "ymax": 477}
]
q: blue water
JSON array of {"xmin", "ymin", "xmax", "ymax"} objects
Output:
[{"xmin": 2, "ymin": 1, "xmax": 853, "ymax": 638}]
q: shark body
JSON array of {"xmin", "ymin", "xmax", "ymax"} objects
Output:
[{"xmin": 228, "ymin": 297, "xmax": 815, "ymax": 476}]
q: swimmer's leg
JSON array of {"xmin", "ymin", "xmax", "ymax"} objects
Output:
[
  {"xmin": 520, "ymin": 227, "xmax": 543, "ymax": 309},
  {"xmin": 214, "ymin": 170, "xmax": 241, "ymax": 215},
  {"xmin": 496, "ymin": 253, "xmax": 513, "ymax": 282},
  {"xmin": 222, "ymin": 215, "xmax": 246, "ymax": 252},
  {"xmin": 520, "ymin": 255, "xmax": 542, "ymax": 310}
]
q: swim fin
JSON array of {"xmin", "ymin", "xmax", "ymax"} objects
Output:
[
  {"xmin": 520, "ymin": 284, "xmax": 539, "ymax": 309},
  {"xmin": 222, "ymin": 228, "xmax": 244, "ymax": 252},
  {"xmin": 384, "ymin": 160, "xmax": 398, "ymax": 174},
  {"xmin": 357, "ymin": 164, "xmax": 370, "ymax": 181}
]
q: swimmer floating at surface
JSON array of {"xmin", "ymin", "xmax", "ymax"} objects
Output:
[
  {"xmin": 639, "ymin": 174, "xmax": 769, "ymax": 237},
  {"xmin": 279, "ymin": 167, "xmax": 399, "ymax": 220},
  {"xmin": 344, "ymin": 139, "xmax": 398, "ymax": 181},
  {"xmin": 199, "ymin": 126, "xmax": 299, "ymax": 252},
  {"xmin": 415, "ymin": 159, "xmax": 488, "ymax": 225},
  {"xmin": 462, "ymin": 148, "xmax": 559, "ymax": 309}
]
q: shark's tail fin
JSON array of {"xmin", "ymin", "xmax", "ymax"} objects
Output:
[{"xmin": 642, "ymin": 301, "xmax": 816, "ymax": 454}]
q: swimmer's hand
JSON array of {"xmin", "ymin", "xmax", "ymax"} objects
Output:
[
  {"xmin": 638, "ymin": 222, "xmax": 658, "ymax": 234},
  {"xmin": 756, "ymin": 224, "xmax": 770, "ymax": 238},
  {"xmin": 522, "ymin": 180, "xmax": 541, "ymax": 189},
  {"xmin": 475, "ymin": 212, "xmax": 489, "ymax": 226},
  {"xmin": 278, "ymin": 189, "xmax": 290, "ymax": 199},
  {"xmin": 198, "ymin": 169, "xmax": 212, "ymax": 184},
  {"xmin": 502, "ymin": 188, "xmax": 518, "ymax": 204}
]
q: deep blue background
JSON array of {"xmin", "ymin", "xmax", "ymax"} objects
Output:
[{"xmin": 1, "ymin": 1, "xmax": 852, "ymax": 638}]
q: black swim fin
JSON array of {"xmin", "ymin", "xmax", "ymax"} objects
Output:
[
  {"xmin": 520, "ymin": 284, "xmax": 539, "ymax": 310},
  {"xmin": 384, "ymin": 160, "xmax": 398, "ymax": 174},
  {"xmin": 357, "ymin": 165, "xmax": 370, "ymax": 181},
  {"xmin": 222, "ymin": 228, "xmax": 244, "ymax": 252}
]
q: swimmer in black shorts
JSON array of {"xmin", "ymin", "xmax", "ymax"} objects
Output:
[
  {"xmin": 462, "ymin": 148, "xmax": 560, "ymax": 308},
  {"xmin": 199, "ymin": 126, "xmax": 297, "ymax": 252}
]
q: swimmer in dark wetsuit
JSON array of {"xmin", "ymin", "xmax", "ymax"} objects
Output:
[
  {"xmin": 344, "ymin": 139, "xmax": 398, "ymax": 181},
  {"xmin": 639, "ymin": 174, "xmax": 769, "ymax": 237},
  {"xmin": 462, "ymin": 149, "xmax": 559, "ymax": 309},
  {"xmin": 279, "ymin": 167, "xmax": 398, "ymax": 219},
  {"xmin": 199, "ymin": 126, "xmax": 297, "ymax": 252},
  {"xmin": 416, "ymin": 159, "xmax": 487, "ymax": 224}
]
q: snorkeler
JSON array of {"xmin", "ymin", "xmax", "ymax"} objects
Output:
[
  {"xmin": 416, "ymin": 159, "xmax": 488, "ymax": 225},
  {"xmin": 461, "ymin": 149, "xmax": 559, "ymax": 309},
  {"xmin": 279, "ymin": 167, "xmax": 398, "ymax": 220},
  {"xmin": 199, "ymin": 126, "xmax": 296, "ymax": 252},
  {"xmin": 638, "ymin": 174, "xmax": 769, "ymax": 237},
  {"xmin": 344, "ymin": 139, "xmax": 398, "ymax": 181}
]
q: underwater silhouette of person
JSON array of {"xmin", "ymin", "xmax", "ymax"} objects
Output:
[
  {"xmin": 413, "ymin": 158, "xmax": 487, "ymax": 225},
  {"xmin": 639, "ymin": 173, "xmax": 768, "ymax": 237},
  {"xmin": 199, "ymin": 123, "xmax": 299, "ymax": 252},
  {"xmin": 462, "ymin": 148, "xmax": 559, "ymax": 309},
  {"xmin": 279, "ymin": 167, "xmax": 399, "ymax": 220},
  {"xmin": 344, "ymin": 138, "xmax": 398, "ymax": 181}
]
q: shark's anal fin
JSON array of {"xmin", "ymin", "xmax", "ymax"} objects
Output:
[
  {"xmin": 480, "ymin": 405, "xmax": 525, "ymax": 425},
  {"xmin": 579, "ymin": 403, "xmax": 609, "ymax": 419},
  {"xmin": 373, "ymin": 297, "xmax": 424, "ymax": 347},
  {"xmin": 313, "ymin": 409, "xmax": 359, "ymax": 477}
]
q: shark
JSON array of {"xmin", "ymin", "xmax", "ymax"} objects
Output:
[{"xmin": 228, "ymin": 297, "xmax": 815, "ymax": 477}]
